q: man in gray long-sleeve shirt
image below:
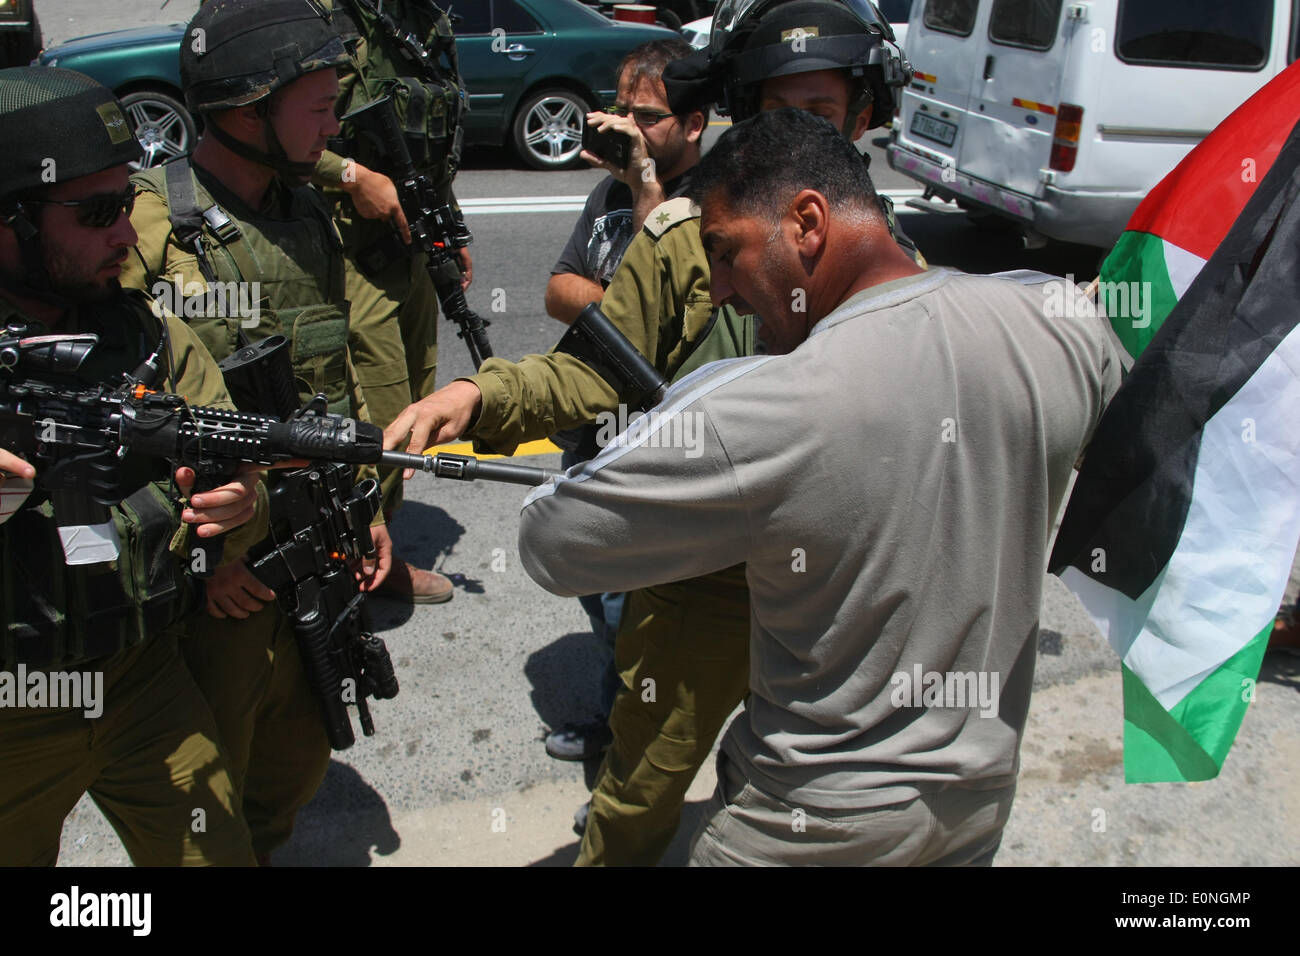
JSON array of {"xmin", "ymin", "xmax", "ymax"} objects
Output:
[{"xmin": 518, "ymin": 110, "xmax": 1120, "ymax": 865}]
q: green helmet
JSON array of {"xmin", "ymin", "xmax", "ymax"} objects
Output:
[
  {"xmin": 0, "ymin": 66, "xmax": 141, "ymax": 204},
  {"xmin": 181, "ymin": 0, "xmax": 350, "ymax": 114},
  {"xmin": 711, "ymin": 0, "xmax": 911, "ymax": 128},
  {"xmin": 180, "ymin": 0, "xmax": 350, "ymax": 179}
]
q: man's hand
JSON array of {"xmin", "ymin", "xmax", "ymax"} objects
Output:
[
  {"xmin": 0, "ymin": 449, "xmax": 36, "ymax": 525},
  {"xmin": 455, "ymin": 246, "xmax": 473, "ymax": 292},
  {"xmin": 343, "ymin": 160, "xmax": 411, "ymax": 244},
  {"xmin": 176, "ymin": 462, "xmax": 263, "ymax": 537},
  {"xmin": 583, "ymin": 110, "xmax": 666, "ymax": 231},
  {"xmin": 384, "ymin": 379, "xmax": 484, "ymax": 478},
  {"xmin": 582, "ymin": 109, "xmax": 649, "ymax": 187},
  {"xmin": 203, "ymin": 560, "xmax": 276, "ymax": 619},
  {"xmin": 0, "ymin": 449, "xmax": 35, "ymax": 480},
  {"xmin": 357, "ymin": 521, "xmax": 394, "ymax": 592}
]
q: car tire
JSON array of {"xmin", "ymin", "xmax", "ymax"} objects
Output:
[
  {"xmin": 655, "ymin": 9, "xmax": 683, "ymax": 31},
  {"xmin": 512, "ymin": 88, "xmax": 593, "ymax": 171},
  {"xmin": 119, "ymin": 90, "xmax": 198, "ymax": 170}
]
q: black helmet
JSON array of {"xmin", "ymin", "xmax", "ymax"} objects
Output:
[
  {"xmin": 711, "ymin": 0, "xmax": 911, "ymax": 127},
  {"xmin": 181, "ymin": 0, "xmax": 350, "ymax": 114},
  {"xmin": 0, "ymin": 66, "xmax": 142, "ymax": 204},
  {"xmin": 0, "ymin": 67, "xmax": 143, "ymax": 301},
  {"xmin": 180, "ymin": 0, "xmax": 349, "ymax": 180}
]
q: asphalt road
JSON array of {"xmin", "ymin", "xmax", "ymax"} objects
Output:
[{"xmin": 37, "ymin": 1, "xmax": 1300, "ymax": 868}]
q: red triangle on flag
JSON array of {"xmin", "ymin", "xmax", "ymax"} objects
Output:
[{"xmin": 1127, "ymin": 60, "xmax": 1300, "ymax": 260}]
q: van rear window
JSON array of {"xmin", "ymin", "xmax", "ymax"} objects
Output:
[
  {"xmin": 1117, "ymin": 0, "xmax": 1273, "ymax": 70},
  {"xmin": 989, "ymin": 0, "xmax": 1062, "ymax": 51},
  {"xmin": 924, "ymin": 0, "xmax": 978, "ymax": 37}
]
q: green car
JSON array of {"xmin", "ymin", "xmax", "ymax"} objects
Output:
[
  {"xmin": 37, "ymin": 0, "xmax": 677, "ymax": 170},
  {"xmin": 0, "ymin": 0, "xmax": 41, "ymax": 68}
]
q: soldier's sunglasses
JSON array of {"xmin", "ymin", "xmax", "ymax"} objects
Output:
[
  {"xmin": 606, "ymin": 105, "xmax": 676, "ymax": 127},
  {"xmin": 25, "ymin": 188, "xmax": 136, "ymax": 228}
]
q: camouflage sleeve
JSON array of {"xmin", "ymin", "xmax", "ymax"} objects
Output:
[
  {"xmin": 313, "ymin": 149, "xmax": 350, "ymax": 190},
  {"xmin": 121, "ymin": 187, "xmax": 196, "ymax": 295},
  {"xmin": 461, "ymin": 227, "xmax": 673, "ymax": 455}
]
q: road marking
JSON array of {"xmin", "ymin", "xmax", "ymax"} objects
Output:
[
  {"xmin": 461, "ymin": 189, "xmax": 926, "ymax": 215},
  {"xmin": 459, "ymin": 196, "xmax": 588, "ymax": 214},
  {"xmin": 430, "ymin": 438, "xmax": 563, "ymax": 459}
]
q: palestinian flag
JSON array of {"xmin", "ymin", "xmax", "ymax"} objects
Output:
[
  {"xmin": 1101, "ymin": 61, "xmax": 1300, "ymax": 358},
  {"xmin": 1050, "ymin": 66, "xmax": 1300, "ymax": 783}
]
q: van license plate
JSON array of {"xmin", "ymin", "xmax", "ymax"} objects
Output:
[{"xmin": 910, "ymin": 113, "xmax": 957, "ymax": 147}]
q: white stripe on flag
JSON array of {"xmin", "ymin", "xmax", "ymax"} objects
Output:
[
  {"xmin": 1162, "ymin": 240, "xmax": 1208, "ymax": 301},
  {"xmin": 1092, "ymin": 323, "xmax": 1300, "ymax": 709}
]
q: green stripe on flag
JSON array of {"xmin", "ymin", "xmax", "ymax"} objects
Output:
[
  {"xmin": 1121, "ymin": 624, "xmax": 1270, "ymax": 782},
  {"xmin": 1101, "ymin": 231, "xmax": 1181, "ymax": 360}
]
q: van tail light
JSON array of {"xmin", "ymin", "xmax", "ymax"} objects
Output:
[{"xmin": 1050, "ymin": 103, "xmax": 1084, "ymax": 172}]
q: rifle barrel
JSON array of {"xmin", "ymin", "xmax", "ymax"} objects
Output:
[{"xmin": 381, "ymin": 450, "xmax": 559, "ymax": 487}]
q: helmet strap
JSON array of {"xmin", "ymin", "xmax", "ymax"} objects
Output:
[
  {"xmin": 0, "ymin": 203, "xmax": 75, "ymax": 307},
  {"xmin": 843, "ymin": 86, "xmax": 875, "ymax": 138},
  {"xmin": 205, "ymin": 103, "xmax": 318, "ymax": 183}
]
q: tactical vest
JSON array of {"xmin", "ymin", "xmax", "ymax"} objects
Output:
[
  {"xmin": 1, "ymin": 293, "xmax": 196, "ymax": 669},
  {"xmin": 330, "ymin": 0, "xmax": 465, "ymax": 194},
  {"xmin": 133, "ymin": 159, "xmax": 354, "ymax": 416}
]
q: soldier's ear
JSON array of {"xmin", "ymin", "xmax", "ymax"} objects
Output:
[
  {"xmin": 685, "ymin": 108, "xmax": 707, "ymax": 144},
  {"xmin": 849, "ymin": 102, "xmax": 872, "ymax": 143}
]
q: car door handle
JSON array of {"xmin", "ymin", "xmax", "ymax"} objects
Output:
[
  {"xmin": 983, "ymin": 55, "xmax": 995, "ymax": 80},
  {"xmin": 506, "ymin": 43, "xmax": 536, "ymax": 60}
]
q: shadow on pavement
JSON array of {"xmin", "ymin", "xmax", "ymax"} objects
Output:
[
  {"xmin": 1260, "ymin": 647, "xmax": 1300, "ymax": 689},
  {"xmin": 271, "ymin": 761, "xmax": 400, "ymax": 866},
  {"xmin": 523, "ymin": 630, "xmax": 611, "ymax": 740},
  {"xmin": 525, "ymin": 798, "xmax": 712, "ymax": 867},
  {"xmin": 369, "ymin": 501, "xmax": 478, "ymax": 627}
]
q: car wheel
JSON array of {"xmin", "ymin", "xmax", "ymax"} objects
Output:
[
  {"xmin": 512, "ymin": 88, "xmax": 592, "ymax": 171},
  {"xmin": 655, "ymin": 8, "xmax": 683, "ymax": 31},
  {"xmin": 120, "ymin": 90, "xmax": 198, "ymax": 170}
]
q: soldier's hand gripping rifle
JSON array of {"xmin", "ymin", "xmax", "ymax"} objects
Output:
[
  {"xmin": 0, "ymin": 325, "xmax": 559, "ymax": 567},
  {"xmin": 343, "ymin": 95, "xmax": 494, "ymax": 369},
  {"xmin": 221, "ymin": 336, "xmax": 555, "ymax": 749}
]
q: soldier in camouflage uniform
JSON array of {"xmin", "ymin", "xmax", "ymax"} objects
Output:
[
  {"xmin": 120, "ymin": 0, "xmax": 392, "ymax": 861},
  {"xmin": 0, "ymin": 66, "xmax": 265, "ymax": 865},
  {"xmin": 311, "ymin": 0, "xmax": 470, "ymax": 603},
  {"xmin": 388, "ymin": 0, "xmax": 920, "ymax": 864}
]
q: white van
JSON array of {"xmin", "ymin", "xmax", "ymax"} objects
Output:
[{"xmin": 886, "ymin": 0, "xmax": 1298, "ymax": 248}]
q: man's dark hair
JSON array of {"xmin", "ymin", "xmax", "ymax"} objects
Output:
[
  {"xmin": 687, "ymin": 108, "xmax": 880, "ymax": 221},
  {"xmin": 619, "ymin": 37, "xmax": 697, "ymax": 112}
]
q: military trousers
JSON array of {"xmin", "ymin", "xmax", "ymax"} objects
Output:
[
  {"xmin": 576, "ymin": 565, "xmax": 750, "ymax": 866},
  {"xmin": 337, "ymin": 208, "xmax": 441, "ymax": 517},
  {"xmin": 181, "ymin": 601, "xmax": 331, "ymax": 859},
  {"xmin": 0, "ymin": 631, "xmax": 256, "ymax": 866}
]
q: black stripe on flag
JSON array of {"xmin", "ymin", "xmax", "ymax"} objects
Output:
[{"xmin": 1049, "ymin": 119, "xmax": 1300, "ymax": 598}]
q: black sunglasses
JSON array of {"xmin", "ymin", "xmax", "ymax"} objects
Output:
[
  {"xmin": 607, "ymin": 105, "xmax": 677, "ymax": 127},
  {"xmin": 25, "ymin": 188, "xmax": 136, "ymax": 228}
]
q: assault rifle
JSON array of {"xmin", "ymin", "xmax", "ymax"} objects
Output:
[
  {"xmin": 244, "ymin": 457, "xmax": 397, "ymax": 750},
  {"xmin": 343, "ymin": 95, "xmax": 494, "ymax": 369},
  {"xmin": 0, "ymin": 325, "xmax": 560, "ymax": 747},
  {"xmin": 0, "ymin": 325, "xmax": 558, "ymax": 566}
]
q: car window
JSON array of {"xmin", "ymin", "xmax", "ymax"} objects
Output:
[
  {"xmin": 451, "ymin": 3, "xmax": 492, "ymax": 35},
  {"xmin": 924, "ymin": 0, "xmax": 978, "ymax": 37},
  {"xmin": 495, "ymin": 0, "xmax": 541, "ymax": 34},
  {"xmin": 989, "ymin": 0, "xmax": 1061, "ymax": 50},
  {"xmin": 877, "ymin": 0, "xmax": 914, "ymax": 23},
  {"xmin": 1116, "ymin": 0, "xmax": 1273, "ymax": 70}
]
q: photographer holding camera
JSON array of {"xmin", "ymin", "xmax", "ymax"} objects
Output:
[{"xmin": 540, "ymin": 39, "xmax": 705, "ymax": 769}]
